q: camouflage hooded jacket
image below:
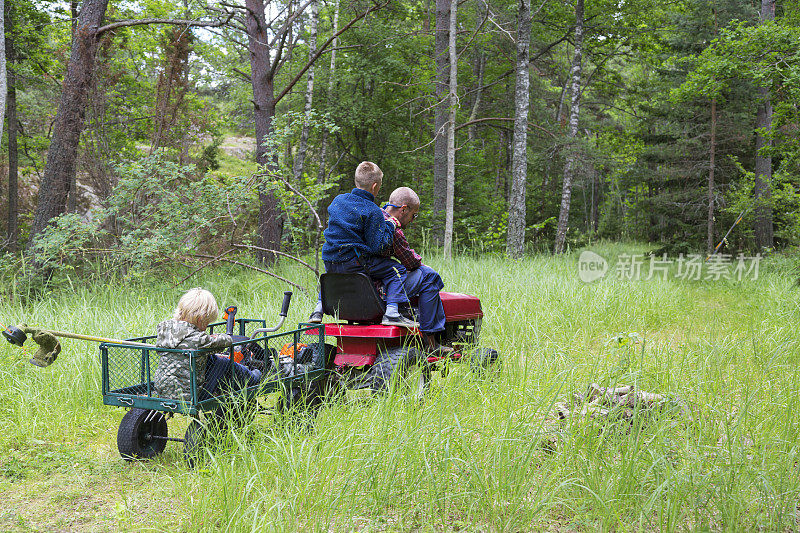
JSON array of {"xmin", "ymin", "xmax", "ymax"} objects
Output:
[{"xmin": 153, "ymin": 319, "xmax": 232, "ymax": 402}]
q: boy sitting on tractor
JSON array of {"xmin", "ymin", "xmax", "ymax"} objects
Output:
[
  {"xmin": 308, "ymin": 161, "xmax": 417, "ymax": 328},
  {"xmin": 382, "ymin": 187, "xmax": 452, "ymax": 356}
]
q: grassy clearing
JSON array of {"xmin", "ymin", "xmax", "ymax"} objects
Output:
[{"xmin": 1, "ymin": 244, "xmax": 799, "ymax": 531}]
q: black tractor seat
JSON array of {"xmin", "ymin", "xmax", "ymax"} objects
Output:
[{"xmin": 320, "ymin": 272, "xmax": 386, "ymax": 324}]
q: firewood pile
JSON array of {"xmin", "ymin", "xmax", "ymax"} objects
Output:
[{"xmin": 552, "ymin": 383, "xmax": 687, "ymax": 423}]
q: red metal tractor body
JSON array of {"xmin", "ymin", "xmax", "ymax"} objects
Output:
[{"xmin": 310, "ymin": 273, "xmax": 494, "ymax": 394}]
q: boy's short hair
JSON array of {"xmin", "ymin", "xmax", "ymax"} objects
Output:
[
  {"xmin": 174, "ymin": 287, "xmax": 219, "ymax": 330},
  {"xmin": 354, "ymin": 161, "xmax": 384, "ymax": 190},
  {"xmin": 388, "ymin": 187, "xmax": 420, "ymax": 209}
]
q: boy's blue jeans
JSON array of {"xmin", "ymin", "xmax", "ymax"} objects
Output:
[
  {"xmin": 324, "ymin": 256, "xmax": 408, "ymax": 304},
  {"xmin": 403, "ymin": 265, "xmax": 446, "ymax": 334},
  {"xmin": 200, "ymin": 354, "xmax": 261, "ymax": 400}
]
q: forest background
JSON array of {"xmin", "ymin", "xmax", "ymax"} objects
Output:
[{"xmin": 0, "ymin": 0, "xmax": 799, "ymax": 288}]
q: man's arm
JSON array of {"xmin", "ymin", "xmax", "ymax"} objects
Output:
[{"xmin": 392, "ymin": 226, "xmax": 423, "ymax": 271}]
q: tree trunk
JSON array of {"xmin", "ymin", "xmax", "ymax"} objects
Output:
[
  {"xmin": 442, "ymin": 0, "xmax": 457, "ymax": 259},
  {"xmin": 753, "ymin": 0, "xmax": 775, "ymax": 251},
  {"xmin": 67, "ymin": 0, "xmax": 78, "ymax": 213},
  {"xmin": 151, "ymin": 25, "xmax": 192, "ymax": 157},
  {"xmin": 29, "ymin": 0, "xmax": 110, "ymax": 245},
  {"xmin": 246, "ymin": 0, "xmax": 283, "ymax": 264},
  {"xmin": 591, "ymin": 165, "xmax": 599, "ymax": 233},
  {"xmin": 0, "ymin": 0, "xmax": 6, "ymax": 150},
  {"xmin": 495, "ymin": 129, "xmax": 505, "ymax": 199},
  {"xmin": 707, "ymin": 97, "xmax": 716, "ymax": 254},
  {"xmin": 553, "ymin": 0, "xmax": 583, "ymax": 255},
  {"xmin": 432, "ymin": 0, "xmax": 450, "ymax": 245},
  {"xmin": 317, "ymin": 0, "xmax": 339, "ymax": 185},
  {"xmin": 5, "ymin": 1, "xmax": 17, "ymax": 252},
  {"xmin": 294, "ymin": 0, "xmax": 319, "ymax": 182},
  {"xmin": 71, "ymin": 0, "xmax": 78, "ymax": 36},
  {"xmin": 506, "ymin": 0, "xmax": 531, "ymax": 258},
  {"xmin": 467, "ymin": 51, "xmax": 484, "ymax": 141}
]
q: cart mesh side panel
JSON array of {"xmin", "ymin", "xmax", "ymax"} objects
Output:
[
  {"xmin": 102, "ymin": 341, "xmax": 163, "ymax": 398},
  {"xmin": 101, "ymin": 323, "xmax": 325, "ymax": 414}
]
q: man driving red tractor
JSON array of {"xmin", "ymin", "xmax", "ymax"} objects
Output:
[{"xmin": 380, "ymin": 186, "xmax": 452, "ymax": 357}]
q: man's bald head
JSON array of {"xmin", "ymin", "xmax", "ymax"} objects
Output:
[{"xmin": 388, "ymin": 187, "xmax": 420, "ymax": 209}]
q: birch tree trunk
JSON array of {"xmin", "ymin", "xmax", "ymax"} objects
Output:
[
  {"xmin": 442, "ymin": 0, "xmax": 457, "ymax": 258},
  {"xmin": 707, "ymin": 97, "xmax": 716, "ymax": 254},
  {"xmin": 753, "ymin": 0, "xmax": 774, "ymax": 251},
  {"xmin": 294, "ymin": 0, "xmax": 319, "ymax": 181},
  {"xmin": 553, "ymin": 0, "xmax": 583, "ymax": 255},
  {"xmin": 29, "ymin": 0, "xmax": 110, "ymax": 245},
  {"xmin": 506, "ymin": 0, "xmax": 531, "ymax": 259},
  {"xmin": 467, "ymin": 50, "xmax": 483, "ymax": 142},
  {"xmin": 432, "ymin": 0, "xmax": 450, "ymax": 245},
  {"xmin": 5, "ymin": 1, "xmax": 17, "ymax": 251},
  {"xmin": 0, "ymin": 0, "xmax": 6, "ymax": 147},
  {"xmin": 317, "ymin": 0, "xmax": 339, "ymax": 185}
]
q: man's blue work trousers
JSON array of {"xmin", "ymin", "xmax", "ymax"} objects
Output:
[{"xmin": 404, "ymin": 265, "xmax": 445, "ymax": 334}]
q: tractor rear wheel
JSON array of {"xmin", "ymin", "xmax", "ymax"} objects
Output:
[
  {"xmin": 398, "ymin": 349, "xmax": 430, "ymax": 401},
  {"xmin": 117, "ymin": 408, "xmax": 168, "ymax": 461}
]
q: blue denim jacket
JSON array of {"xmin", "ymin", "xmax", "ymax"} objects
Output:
[{"xmin": 321, "ymin": 188, "xmax": 395, "ymax": 263}]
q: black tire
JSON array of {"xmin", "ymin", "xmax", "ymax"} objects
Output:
[
  {"xmin": 184, "ymin": 420, "xmax": 207, "ymax": 469},
  {"xmin": 470, "ymin": 347, "xmax": 500, "ymax": 376},
  {"xmin": 400, "ymin": 355, "xmax": 431, "ymax": 402},
  {"xmin": 210, "ymin": 396, "xmax": 259, "ymax": 431},
  {"xmin": 276, "ymin": 380, "xmax": 324, "ymax": 414},
  {"xmin": 117, "ymin": 408, "xmax": 168, "ymax": 461}
]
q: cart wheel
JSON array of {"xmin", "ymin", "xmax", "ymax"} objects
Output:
[
  {"xmin": 319, "ymin": 369, "xmax": 347, "ymax": 402},
  {"xmin": 184, "ymin": 420, "xmax": 207, "ymax": 469},
  {"xmin": 211, "ymin": 397, "xmax": 258, "ymax": 431},
  {"xmin": 275, "ymin": 381, "xmax": 326, "ymax": 431},
  {"xmin": 117, "ymin": 408, "xmax": 168, "ymax": 461}
]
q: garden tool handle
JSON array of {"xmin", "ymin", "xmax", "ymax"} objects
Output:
[
  {"xmin": 225, "ymin": 306, "xmax": 237, "ymax": 336},
  {"xmin": 280, "ymin": 291, "xmax": 292, "ymax": 317},
  {"xmin": 47, "ymin": 329, "xmax": 154, "ymax": 349}
]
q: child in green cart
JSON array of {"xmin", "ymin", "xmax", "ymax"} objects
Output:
[{"xmin": 153, "ymin": 288, "xmax": 261, "ymax": 402}]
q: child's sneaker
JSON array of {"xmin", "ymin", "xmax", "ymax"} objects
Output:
[{"xmin": 308, "ymin": 311, "xmax": 323, "ymax": 323}]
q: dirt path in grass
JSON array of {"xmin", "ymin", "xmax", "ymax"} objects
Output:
[{"xmin": 0, "ymin": 419, "xmax": 191, "ymax": 532}]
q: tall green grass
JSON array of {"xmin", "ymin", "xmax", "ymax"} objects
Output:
[{"xmin": 1, "ymin": 245, "xmax": 800, "ymax": 531}]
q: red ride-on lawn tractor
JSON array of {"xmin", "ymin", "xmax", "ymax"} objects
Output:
[{"xmin": 302, "ymin": 272, "xmax": 499, "ymax": 399}]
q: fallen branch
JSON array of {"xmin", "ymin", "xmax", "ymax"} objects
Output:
[
  {"xmin": 232, "ymin": 244, "xmax": 318, "ymax": 275},
  {"xmin": 174, "ymin": 249, "xmax": 236, "ymax": 288},
  {"xmin": 193, "ymin": 254, "xmax": 307, "ymax": 293}
]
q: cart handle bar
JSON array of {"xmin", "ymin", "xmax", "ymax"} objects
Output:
[{"xmin": 250, "ymin": 291, "xmax": 292, "ymax": 335}]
